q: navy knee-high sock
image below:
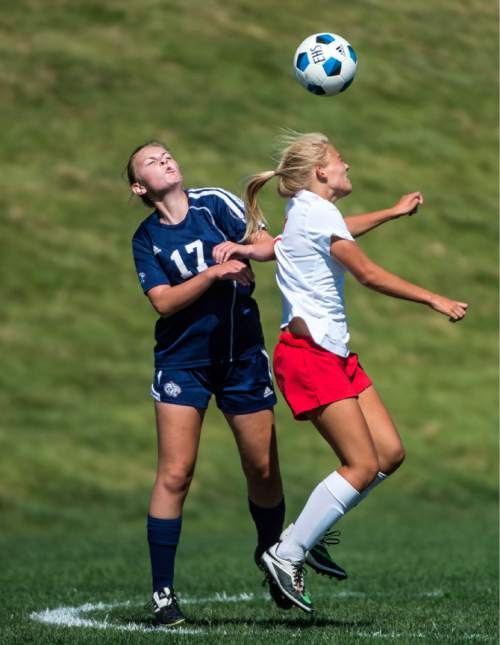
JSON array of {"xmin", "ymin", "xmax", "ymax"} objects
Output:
[
  {"xmin": 248, "ymin": 498, "xmax": 285, "ymax": 559},
  {"xmin": 147, "ymin": 515, "xmax": 182, "ymax": 592}
]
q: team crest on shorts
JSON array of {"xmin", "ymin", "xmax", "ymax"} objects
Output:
[{"xmin": 164, "ymin": 381, "xmax": 182, "ymax": 398}]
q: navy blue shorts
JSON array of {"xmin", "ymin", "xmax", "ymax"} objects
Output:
[{"xmin": 150, "ymin": 348, "xmax": 277, "ymax": 414}]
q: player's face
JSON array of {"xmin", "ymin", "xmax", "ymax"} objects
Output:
[
  {"xmin": 321, "ymin": 146, "xmax": 352, "ymax": 198},
  {"xmin": 131, "ymin": 145, "xmax": 183, "ymax": 199}
]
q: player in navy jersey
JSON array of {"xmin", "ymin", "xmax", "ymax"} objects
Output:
[{"xmin": 127, "ymin": 141, "xmax": 290, "ymax": 625}]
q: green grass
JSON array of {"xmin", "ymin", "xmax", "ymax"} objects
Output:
[
  {"xmin": 0, "ymin": 0, "xmax": 497, "ymax": 642},
  {"xmin": 1, "ymin": 501, "xmax": 497, "ymax": 644}
]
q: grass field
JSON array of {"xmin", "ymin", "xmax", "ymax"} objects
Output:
[
  {"xmin": 1, "ymin": 502, "xmax": 497, "ymax": 644},
  {"xmin": 0, "ymin": 0, "xmax": 498, "ymax": 643}
]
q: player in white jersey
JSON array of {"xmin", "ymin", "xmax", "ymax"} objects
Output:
[{"xmin": 241, "ymin": 132, "xmax": 468, "ymax": 613}]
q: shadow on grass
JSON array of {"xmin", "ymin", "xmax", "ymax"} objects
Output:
[
  {"xmin": 126, "ymin": 614, "xmax": 372, "ymax": 630},
  {"xmin": 189, "ymin": 617, "xmax": 373, "ymax": 629}
]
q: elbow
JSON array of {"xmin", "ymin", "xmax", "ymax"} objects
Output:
[
  {"xmin": 259, "ymin": 249, "xmax": 276, "ymax": 262},
  {"xmin": 148, "ymin": 288, "xmax": 175, "ymax": 318},
  {"xmin": 356, "ymin": 268, "xmax": 378, "ymax": 287},
  {"xmin": 151, "ymin": 301, "xmax": 172, "ymax": 318},
  {"xmin": 252, "ymin": 243, "xmax": 276, "ymax": 262}
]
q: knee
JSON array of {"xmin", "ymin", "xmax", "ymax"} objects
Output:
[
  {"xmin": 361, "ymin": 459, "xmax": 380, "ymax": 490},
  {"xmin": 380, "ymin": 445, "xmax": 406, "ymax": 475},
  {"xmin": 392, "ymin": 445, "xmax": 406, "ymax": 470},
  {"xmin": 347, "ymin": 458, "xmax": 380, "ymax": 492},
  {"xmin": 244, "ymin": 459, "xmax": 273, "ymax": 485},
  {"xmin": 244, "ymin": 457, "xmax": 283, "ymax": 493},
  {"xmin": 156, "ymin": 468, "xmax": 193, "ymax": 498}
]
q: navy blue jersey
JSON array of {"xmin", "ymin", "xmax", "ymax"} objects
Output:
[{"xmin": 132, "ymin": 187, "xmax": 266, "ymax": 368}]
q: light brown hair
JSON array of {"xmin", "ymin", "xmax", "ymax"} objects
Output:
[
  {"xmin": 243, "ymin": 132, "xmax": 331, "ymax": 241},
  {"xmin": 126, "ymin": 140, "xmax": 168, "ymax": 208}
]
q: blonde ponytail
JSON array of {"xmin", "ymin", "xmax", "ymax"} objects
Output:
[
  {"xmin": 242, "ymin": 170, "xmax": 276, "ymax": 242},
  {"xmin": 243, "ymin": 132, "xmax": 331, "ymax": 240}
]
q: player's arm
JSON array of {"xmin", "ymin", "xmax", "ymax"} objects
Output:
[
  {"xmin": 212, "ymin": 230, "xmax": 276, "ymax": 263},
  {"xmin": 330, "ymin": 237, "xmax": 468, "ymax": 322},
  {"xmin": 210, "ymin": 189, "xmax": 276, "ymax": 262},
  {"xmin": 147, "ymin": 261, "xmax": 255, "ymax": 317},
  {"xmin": 344, "ymin": 192, "xmax": 423, "ymax": 238}
]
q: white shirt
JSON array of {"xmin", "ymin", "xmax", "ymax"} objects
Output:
[{"xmin": 274, "ymin": 189, "xmax": 354, "ymax": 357}]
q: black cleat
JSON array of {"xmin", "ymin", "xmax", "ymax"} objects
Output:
[
  {"xmin": 152, "ymin": 587, "xmax": 185, "ymax": 626},
  {"xmin": 280, "ymin": 524, "xmax": 348, "ymax": 580},
  {"xmin": 306, "ymin": 530, "xmax": 348, "ymax": 580}
]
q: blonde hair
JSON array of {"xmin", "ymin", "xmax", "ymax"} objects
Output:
[{"xmin": 243, "ymin": 132, "xmax": 331, "ymax": 241}]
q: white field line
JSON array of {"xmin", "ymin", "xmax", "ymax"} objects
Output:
[
  {"xmin": 351, "ymin": 632, "xmax": 492, "ymax": 641},
  {"xmin": 29, "ymin": 592, "xmax": 493, "ymax": 641},
  {"xmin": 30, "ymin": 602, "xmax": 202, "ymax": 634}
]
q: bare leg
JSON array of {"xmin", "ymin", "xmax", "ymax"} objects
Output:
[
  {"xmin": 225, "ymin": 409, "xmax": 285, "ymax": 559},
  {"xmin": 271, "ymin": 398, "xmax": 380, "ymax": 569},
  {"xmin": 147, "ymin": 403, "xmax": 204, "ymax": 600},
  {"xmin": 307, "ymin": 397, "xmax": 380, "ymax": 492},
  {"xmin": 224, "ymin": 409, "xmax": 283, "ymax": 507},
  {"xmin": 357, "ymin": 385, "xmax": 405, "ymax": 475},
  {"xmin": 149, "ymin": 402, "xmax": 204, "ymax": 518}
]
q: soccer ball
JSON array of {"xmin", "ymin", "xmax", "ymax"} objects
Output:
[{"xmin": 293, "ymin": 33, "xmax": 358, "ymax": 96}]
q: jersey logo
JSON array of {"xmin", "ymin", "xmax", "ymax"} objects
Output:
[
  {"xmin": 263, "ymin": 386, "xmax": 274, "ymax": 398},
  {"xmin": 153, "ymin": 245, "xmax": 162, "ymax": 255},
  {"xmin": 164, "ymin": 381, "xmax": 182, "ymax": 398}
]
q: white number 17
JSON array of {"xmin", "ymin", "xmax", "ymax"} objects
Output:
[{"xmin": 170, "ymin": 239, "xmax": 208, "ymax": 279}]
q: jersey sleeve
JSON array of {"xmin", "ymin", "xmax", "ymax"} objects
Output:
[
  {"xmin": 132, "ymin": 226, "xmax": 170, "ymax": 294},
  {"xmin": 307, "ymin": 202, "xmax": 354, "ymax": 255}
]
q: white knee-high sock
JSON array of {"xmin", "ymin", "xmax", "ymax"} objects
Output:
[
  {"xmin": 351, "ymin": 471, "xmax": 387, "ymax": 508},
  {"xmin": 277, "ymin": 471, "xmax": 360, "ymax": 562}
]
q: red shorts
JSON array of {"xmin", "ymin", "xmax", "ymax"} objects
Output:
[{"xmin": 273, "ymin": 332, "xmax": 372, "ymax": 420}]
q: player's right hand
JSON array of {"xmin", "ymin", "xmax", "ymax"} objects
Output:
[
  {"xmin": 212, "ymin": 241, "xmax": 248, "ymax": 263},
  {"xmin": 209, "ymin": 260, "xmax": 255, "ymax": 286},
  {"xmin": 428, "ymin": 295, "xmax": 468, "ymax": 322}
]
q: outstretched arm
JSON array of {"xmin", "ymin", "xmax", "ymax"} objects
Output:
[
  {"xmin": 331, "ymin": 237, "xmax": 468, "ymax": 322},
  {"xmin": 212, "ymin": 230, "xmax": 276, "ymax": 263},
  {"xmin": 344, "ymin": 192, "xmax": 424, "ymax": 238}
]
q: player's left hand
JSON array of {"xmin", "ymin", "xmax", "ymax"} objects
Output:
[
  {"xmin": 212, "ymin": 241, "xmax": 250, "ymax": 264},
  {"xmin": 428, "ymin": 294, "xmax": 468, "ymax": 322},
  {"xmin": 391, "ymin": 192, "xmax": 424, "ymax": 218}
]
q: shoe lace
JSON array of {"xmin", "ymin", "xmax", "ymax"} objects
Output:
[
  {"xmin": 292, "ymin": 562, "xmax": 306, "ymax": 593},
  {"xmin": 320, "ymin": 529, "xmax": 341, "ymax": 546},
  {"xmin": 151, "ymin": 588, "xmax": 178, "ymax": 610}
]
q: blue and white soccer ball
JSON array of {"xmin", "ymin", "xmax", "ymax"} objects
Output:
[{"xmin": 293, "ymin": 33, "xmax": 358, "ymax": 96}]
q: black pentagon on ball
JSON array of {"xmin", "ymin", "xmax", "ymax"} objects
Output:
[
  {"xmin": 296, "ymin": 51, "xmax": 310, "ymax": 72},
  {"xmin": 307, "ymin": 83, "xmax": 326, "ymax": 95},
  {"xmin": 323, "ymin": 57, "xmax": 342, "ymax": 76},
  {"xmin": 348, "ymin": 45, "xmax": 357, "ymax": 63},
  {"xmin": 339, "ymin": 78, "xmax": 354, "ymax": 93},
  {"xmin": 316, "ymin": 34, "xmax": 335, "ymax": 44}
]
